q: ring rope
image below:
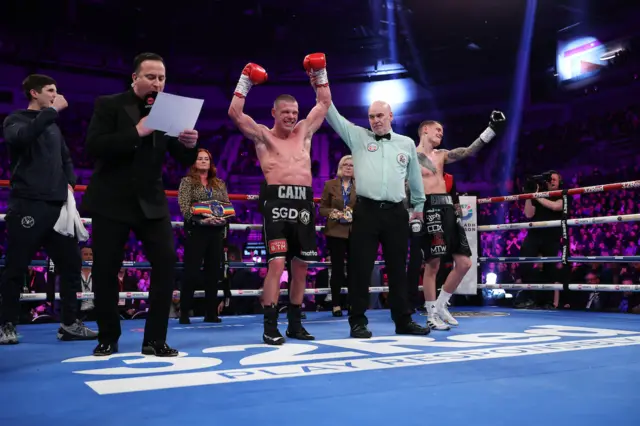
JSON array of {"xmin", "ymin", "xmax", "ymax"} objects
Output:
[
  {"xmin": 18, "ymin": 282, "xmax": 640, "ymax": 302},
  {"xmin": 1, "ymin": 260, "xmax": 386, "ymax": 269},
  {"xmin": 0, "ymin": 215, "xmax": 329, "ymax": 232},
  {"xmin": 477, "ymin": 213, "xmax": 640, "ymax": 232},
  {"xmin": 479, "ymin": 255, "xmax": 640, "ymax": 263},
  {"xmin": 2, "ymin": 179, "xmax": 637, "ymax": 205},
  {"xmin": 477, "ymin": 180, "xmax": 640, "ymax": 204},
  {"xmin": 0, "ymin": 180, "xmax": 321, "ymax": 203},
  {"xmin": 12, "ymin": 254, "xmax": 640, "ymax": 269},
  {"xmin": 3, "ymin": 212, "xmax": 638, "ymax": 234}
]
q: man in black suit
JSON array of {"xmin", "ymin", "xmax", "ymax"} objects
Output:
[{"xmin": 83, "ymin": 52, "xmax": 199, "ymax": 357}]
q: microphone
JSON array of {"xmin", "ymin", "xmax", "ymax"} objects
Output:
[
  {"xmin": 142, "ymin": 91, "xmax": 158, "ymax": 117},
  {"xmin": 141, "ymin": 91, "xmax": 158, "ymax": 150}
]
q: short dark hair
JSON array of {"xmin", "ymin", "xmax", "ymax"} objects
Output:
[
  {"xmin": 133, "ymin": 52, "xmax": 164, "ymax": 73},
  {"xmin": 417, "ymin": 120, "xmax": 442, "ymax": 137},
  {"xmin": 22, "ymin": 74, "xmax": 56, "ymax": 100},
  {"xmin": 273, "ymin": 94, "xmax": 297, "ymax": 108},
  {"xmin": 548, "ymin": 170, "xmax": 563, "ymax": 185}
]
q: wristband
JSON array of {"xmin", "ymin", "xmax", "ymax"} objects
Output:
[
  {"xmin": 479, "ymin": 127, "xmax": 496, "ymax": 143},
  {"xmin": 234, "ymin": 75, "xmax": 253, "ymax": 98},
  {"xmin": 310, "ymin": 69, "xmax": 329, "ymax": 87}
]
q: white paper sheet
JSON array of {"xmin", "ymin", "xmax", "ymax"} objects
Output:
[{"xmin": 145, "ymin": 92, "xmax": 204, "ymax": 137}]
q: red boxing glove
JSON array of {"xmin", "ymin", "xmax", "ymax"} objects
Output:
[
  {"xmin": 234, "ymin": 63, "xmax": 268, "ymax": 98},
  {"xmin": 304, "ymin": 53, "xmax": 326, "ymax": 72},
  {"xmin": 303, "ymin": 53, "xmax": 329, "ymax": 87},
  {"xmin": 444, "ymin": 173, "xmax": 454, "ymax": 194}
]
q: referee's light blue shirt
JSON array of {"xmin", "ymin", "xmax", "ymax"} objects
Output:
[{"xmin": 326, "ymin": 103, "xmax": 425, "ymax": 212}]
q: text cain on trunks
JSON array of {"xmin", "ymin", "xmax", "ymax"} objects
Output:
[{"xmin": 278, "ymin": 186, "xmax": 307, "ymax": 200}]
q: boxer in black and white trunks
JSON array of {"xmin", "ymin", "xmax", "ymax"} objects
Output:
[
  {"xmin": 421, "ymin": 175, "xmax": 471, "ymax": 263},
  {"xmin": 414, "ymin": 113, "xmax": 505, "ymax": 330},
  {"xmin": 228, "ymin": 54, "xmax": 332, "ymax": 345},
  {"xmin": 407, "ymin": 173, "xmax": 465, "ymax": 312}
]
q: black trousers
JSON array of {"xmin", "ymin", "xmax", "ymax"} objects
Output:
[
  {"xmin": 348, "ymin": 197, "xmax": 412, "ymax": 327},
  {"xmin": 0, "ymin": 198, "xmax": 82, "ymax": 325},
  {"xmin": 91, "ymin": 213, "xmax": 176, "ymax": 344},
  {"xmin": 518, "ymin": 231, "xmax": 565, "ymax": 304},
  {"xmin": 326, "ymin": 235, "xmax": 349, "ymax": 307},
  {"xmin": 180, "ymin": 223, "xmax": 224, "ymax": 318},
  {"xmin": 0, "ymin": 198, "xmax": 81, "ymax": 326}
]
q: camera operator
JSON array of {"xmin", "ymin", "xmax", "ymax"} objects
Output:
[{"xmin": 515, "ymin": 171, "xmax": 567, "ymax": 309}]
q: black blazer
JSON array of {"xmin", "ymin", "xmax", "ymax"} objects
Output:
[{"xmin": 82, "ymin": 90, "xmax": 198, "ymax": 221}]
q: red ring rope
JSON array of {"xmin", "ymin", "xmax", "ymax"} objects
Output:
[
  {"xmin": 0, "ymin": 180, "xmax": 322, "ymax": 202},
  {"xmin": 1, "ymin": 179, "xmax": 637, "ymax": 204},
  {"xmin": 477, "ymin": 180, "xmax": 640, "ymax": 204}
]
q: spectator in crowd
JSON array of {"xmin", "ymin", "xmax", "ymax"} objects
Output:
[{"xmin": 79, "ymin": 246, "xmax": 94, "ymax": 321}]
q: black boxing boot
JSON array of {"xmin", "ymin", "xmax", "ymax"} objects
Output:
[
  {"xmin": 286, "ymin": 304, "xmax": 315, "ymax": 340},
  {"xmin": 263, "ymin": 304, "xmax": 285, "ymax": 345}
]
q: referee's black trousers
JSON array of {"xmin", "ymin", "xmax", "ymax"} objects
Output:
[
  {"xmin": 348, "ymin": 197, "xmax": 412, "ymax": 327},
  {"xmin": 0, "ymin": 197, "xmax": 81, "ymax": 326}
]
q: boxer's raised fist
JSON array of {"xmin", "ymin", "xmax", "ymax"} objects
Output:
[
  {"xmin": 479, "ymin": 110, "xmax": 506, "ymax": 143},
  {"xmin": 304, "ymin": 53, "xmax": 329, "ymax": 88},
  {"xmin": 234, "ymin": 63, "xmax": 267, "ymax": 98},
  {"xmin": 242, "ymin": 63, "xmax": 268, "ymax": 85},
  {"xmin": 303, "ymin": 53, "xmax": 326, "ymax": 73},
  {"xmin": 488, "ymin": 110, "xmax": 506, "ymax": 131}
]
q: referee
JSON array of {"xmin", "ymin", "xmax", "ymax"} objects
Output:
[{"xmin": 326, "ymin": 100, "xmax": 428, "ymax": 338}]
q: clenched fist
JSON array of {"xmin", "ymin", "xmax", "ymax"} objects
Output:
[
  {"xmin": 234, "ymin": 63, "xmax": 268, "ymax": 98},
  {"xmin": 52, "ymin": 95, "xmax": 68, "ymax": 112}
]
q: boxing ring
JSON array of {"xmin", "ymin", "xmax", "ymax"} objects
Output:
[{"xmin": 1, "ymin": 179, "xmax": 640, "ymax": 426}]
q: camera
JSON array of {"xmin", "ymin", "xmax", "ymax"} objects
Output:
[{"xmin": 523, "ymin": 171, "xmax": 553, "ymax": 193}]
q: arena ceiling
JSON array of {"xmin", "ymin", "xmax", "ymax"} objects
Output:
[{"xmin": 1, "ymin": 0, "xmax": 637, "ymax": 85}]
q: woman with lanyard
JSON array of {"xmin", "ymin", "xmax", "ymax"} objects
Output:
[
  {"xmin": 319, "ymin": 155, "xmax": 356, "ymax": 316},
  {"xmin": 178, "ymin": 149, "xmax": 232, "ymax": 324}
]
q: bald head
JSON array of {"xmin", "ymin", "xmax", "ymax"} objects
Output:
[
  {"xmin": 369, "ymin": 100, "xmax": 391, "ymax": 114},
  {"xmin": 367, "ymin": 100, "xmax": 393, "ymax": 136}
]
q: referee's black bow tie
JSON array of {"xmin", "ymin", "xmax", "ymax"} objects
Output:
[{"xmin": 375, "ymin": 133, "xmax": 391, "ymax": 141}]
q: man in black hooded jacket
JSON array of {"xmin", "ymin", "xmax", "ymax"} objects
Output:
[{"xmin": 0, "ymin": 74, "xmax": 97, "ymax": 345}]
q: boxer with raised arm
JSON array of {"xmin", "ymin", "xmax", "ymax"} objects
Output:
[
  {"xmin": 416, "ymin": 112, "xmax": 505, "ymax": 330},
  {"xmin": 228, "ymin": 54, "xmax": 331, "ymax": 345}
]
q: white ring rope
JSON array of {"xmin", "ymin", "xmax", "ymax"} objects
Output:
[
  {"xmin": 478, "ymin": 213, "xmax": 640, "ymax": 232},
  {"xmin": 3, "ymin": 213, "xmax": 638, "ymax": 234},
  {"xmin": 20, "ymin": 282, "xmax": 640, "ymax": 302},
  {"xmin": 0, "ymin": 215, "xmax": 325, "ymax": 232}
]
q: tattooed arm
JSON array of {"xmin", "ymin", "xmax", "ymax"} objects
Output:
[
  {"xmin": 443, "ymin": 138, "xmax": 486, "ymax": 164},
  {"xmin": 417, "ymin": 152, "xmax": 438, "ymax": 174},
  {"xmin": 444, "ymin": 114, "xmax": 503, "ymax": 164}
]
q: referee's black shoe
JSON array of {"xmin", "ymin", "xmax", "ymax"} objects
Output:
[{"xmin": 395, "ymin": 321, "xmax": 430, "ymax": 335}]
